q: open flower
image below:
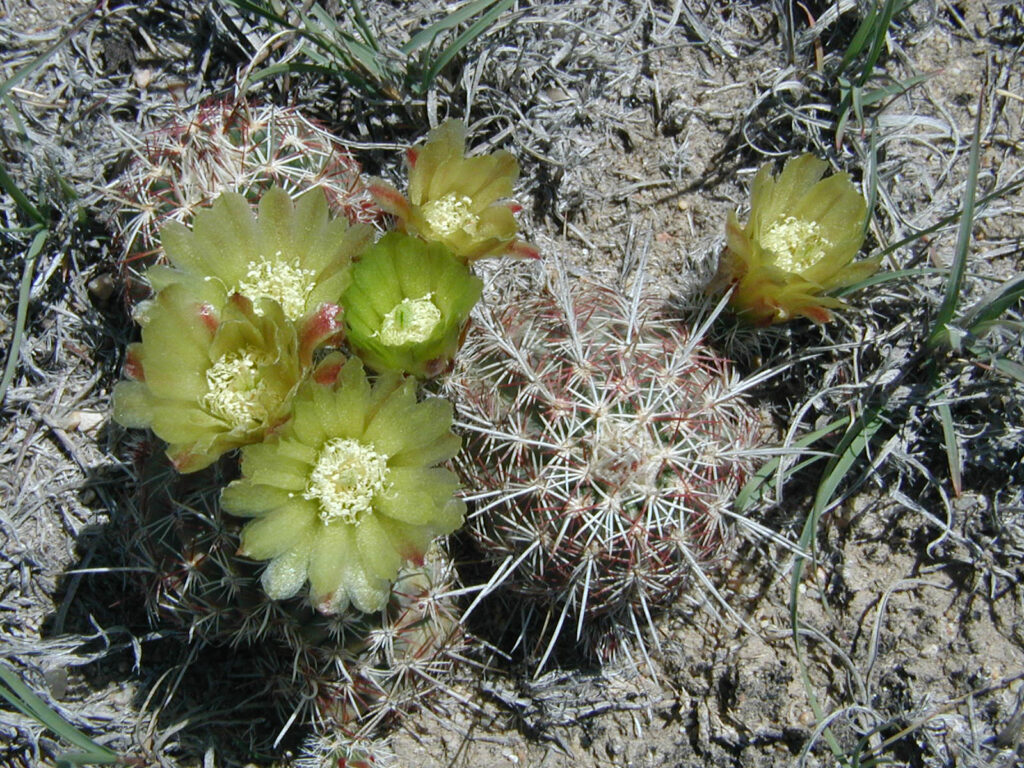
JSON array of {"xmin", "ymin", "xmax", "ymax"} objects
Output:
[
  {"xmin": 342, "ymin": 232, "xmax": 483, "ymax": 378},
  {"xmin": 112, "ymin": 285, "xmax": 338, "ymax": 472},
  {"xmin": 149, "ymin": 186, "xmax": 372, "ymax": 327},
  {"xmin": 220, "ymin": 357, "xmax": 465, "ymax": 614},
  {"xmin": 369, "ymin": 119, "xmax": 537, "ymax": 262},
  {"xmin": 712, "ymin": 154, "xmax": 880, "ymax": 324}
]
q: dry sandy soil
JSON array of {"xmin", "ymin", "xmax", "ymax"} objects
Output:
[{"xmin": 1, "ymin": 1, "xmax": 1023, "ymax": 767}]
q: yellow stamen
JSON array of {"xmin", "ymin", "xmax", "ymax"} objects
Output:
[
  {"xmin": 760, "ymin": 216, "xmax": 832, "ymax": 274},
  {"xmin": 304, "ymin": 438, "xmax": 390, "ymax": 525},
  {"xmin": 377, "ymin": 294, "xmax": 442, "ymax": 346},
  {"xmin": 235, "ymin": 253, "xmax": 316, "ymax": 320},
  {"xmin": 420, "ymin": 193, "xmax": 478, "ymax": 237},
  {"xmin": 202, "ymin": 349, "xmax": 275, "ymax": 429}
]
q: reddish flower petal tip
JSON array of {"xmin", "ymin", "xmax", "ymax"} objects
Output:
[
  {"xmin": 313, "ymin": 358, "xmax": 344, "ymax": 385},
  {"xmin": 300, "ymin": 303, "xmax": 345, "ymax": 364},
  {"xmin": 405, "ymin": 147, "xmax": 419, "ymax": 168},
  {"xmin": 171, "ymin": 450, "xmax": 200, "ymax": 473},
  {"xmin": 506, "ymin": 240, "xmax": 541, "ymax": 260},
  {"xmin": 802, "ymin": 305, "xmax": 833, "ymax": 324},
  {"xmin": 368, "ymin": 181, "xmax": 412, "ymax": 220},
  {"xmin": 316, "ymin": 595, "xmax": 340, "ymax": 616},
  {"xmin": 125, "ymin": 347, "xmax": 145, "ymax": 381},
  {"xmin": 198, "ymin": 303, "xmax": 219, "ymax": 334}
]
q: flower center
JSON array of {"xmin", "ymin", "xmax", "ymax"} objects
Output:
[
  {"xmin": 420, "ymin": 193, "xmax": 478, "ymax": 237},
  {"xmin": 377, "ymin": 294, "xmax": 442, "ymax": 346},
  {"xmin": 202, "ymin": 349, "xmax": 275, "ymax": 430},
  {"xmin": 761, "ymin": 216, "xmax": 832, "ymax": 274},
  {"xmin": 235, "ymin": 253, "xmax": 316, "ymax": 320},
  {"xmin": 304, "ymin": 437, "xmax": 391, "ymax": 525}
]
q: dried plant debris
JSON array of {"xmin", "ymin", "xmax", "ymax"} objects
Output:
[{"xmin": 0, "ymin": 1, "xmax": 1022, "ymax": 767}]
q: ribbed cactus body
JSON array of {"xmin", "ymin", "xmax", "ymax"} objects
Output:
[{"xmin": 447, "ymin": 274, "xmax": 765, "ymax": 660}]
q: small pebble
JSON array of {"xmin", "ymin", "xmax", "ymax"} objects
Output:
[{"xmin": 87, "ymin": 273, "xmax": 115, "ymax": 303}]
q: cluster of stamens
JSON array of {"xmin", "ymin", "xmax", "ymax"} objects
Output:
[
  {"xmin": 236, "ymin": 254, "xmax": 317, "ymax": 320},
  {"xmin": 760, "ymin": 216, "xmax": 832, "ymax": 273},
  {"xmin": 304, "ymin": 438, "xmax": 391, "ymax": 525},
  {"xmin": 201, "ymin": 349, "xmax": 277, "ymax": 430},
  {"xmin": 377, "ymin": 294, "xmax": 441, "ymax": 346},
  {"xmin": 420, "ymin": 193, "xmax": 478, "ymax": 237}
]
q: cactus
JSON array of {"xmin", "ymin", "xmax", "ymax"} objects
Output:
[
  {"xmin": 445, "ymin": 268, "xmax": 769, "ymax": 667},
  {"xmin": 117, "ymin": 432, "xmax": 467, "ymax": 755},
  {"xmin": 107, "ymin": 99, "xmax": 383, "ymax": 300}
]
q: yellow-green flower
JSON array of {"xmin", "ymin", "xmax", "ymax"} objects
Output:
[
  {"xmin": 369, "ymin": 119, "xmax": 537, "ymax": 262},
  {"xmin": 712, "ymin": 154, "xmax": 880, "ymax": 325},
  {"xmin": 112, "ymin": 286, "xmax": 332, "ymax": 473},
  {"xmin": 149, "ymin": 186, "xmax": 372, "ymax": 326},
  {"xmin": 220, "ymin": 357, "xmax": 465, "ymax": 614},
  {"xmin": 342, "ymin": 232, "xmax": 483, "ymax": 378}
]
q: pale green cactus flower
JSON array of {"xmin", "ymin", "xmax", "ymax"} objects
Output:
[
  {"xmin": 149, "ymin": 186, "xmax": 372, "ymax": 324},
  {"xmin": 711, "ymin": 154, "xmax": 880, "ymax": 325},
  {"xmin": 342, "ymin": 232, "xmax": 483, "ymax": 378},
  {"xmin": 221, "ymin": 357, "xmax": 465, "ymax": 614},
  {"xmin": 112, "ymin": 286, "xmax": 337, "ymax": 472}
]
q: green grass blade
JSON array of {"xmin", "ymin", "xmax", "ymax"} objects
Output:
[
  {"xmin": 220, "ymin": 0, "xmax": 292, "ymax": 26},
  {"xmin": 0, "ymin": 161, "xmax": 46, "ymax": 227},
  {"xmin": 876, "ymin": 177, "xmax": 1023, "ymax": 260},
  {"xmin": 835, "ymin": 2, "xmax": 882, "ymax": 77},
  {"xmin": 959, "ymin": 273, "xmax": 1024, "ymax": 337},
  {"xmin": 0, "ymin": 665, "xmax": 119, "ymax": 764},
  {"xmin": 936, "ymin": 402, "xmax": 962, "ymax": 497},
  {"xmin": 245, "ymin": 60, "xmax": 380, "ymax": 95},
  {"xmin": 833, "ymin": 267, "xmax": 946, "ymax": 297},
  {"xmin": 991, "ymin": 357, "xmax": 1024, "ymax": 384},
  {"xmin": 734, "ymin": 416, "xmax": 850, "ymax": 512},
  {"xmin": 345, "ymin": 0, "xmax": 381, "ymax": 52},
  {"xmin": 307, "ymin": 4, "xmax": 387, "ymax": 79},
  {"xmin": 858, "ymin": 0, "xmax": 900, "ymax": 86},
  {"xmin": 927, "ymin": 89, "xmax": 984, "ymax": 347},
  {"xmin": 858, "ymin": 71, "xmax": 933, "ymax": 107},
  {"xmin": 403, "ymin": 0, "xmax": 506, "ymax": 53},
  {"xmin": 0, "ymin": 228, "xmax": 46, "ymax": 405},
  {"xmin": 789, "ymin": 408, "xmax": 886, "ymax": 763},
  {"xmin": 417, "ymin": 0, "xmax": 515, "ymax": 93}
]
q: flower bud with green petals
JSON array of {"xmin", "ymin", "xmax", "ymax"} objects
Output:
[
  {"xmin": 342, "ymin": 232, "xmax": 483, "ymax": 378},
  {"xmin": 710, "ymin": 154, "xmax": 880, "ymax": 325},
  {"xmin": 221, "ymin": 357, "xmax": 465, "ymax": 614},
  {"xmin": 113, "ymin": 286, "xmax": 316, "ymax": 472}
]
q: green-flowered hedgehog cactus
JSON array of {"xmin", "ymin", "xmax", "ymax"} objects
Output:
[
  {"xmin": 118, "ymin": 434, "xmax": 467, "ymax": 756},
  {"xmin": 109, "ymin": 99, "xmax": 383, "ymax": 265},
  {"xmin": 221, "ymin": 356, "xmax": 466, "ymax": 613},
  {"xmin": 445, "ymin": 268, "xmax": 772, "ymax": 666}
]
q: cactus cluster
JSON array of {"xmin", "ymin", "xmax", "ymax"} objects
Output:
[
  {"xmin": 109, "ymin": 100, "xmax": 382, "ymax": 266},
  {"xmin": 445, "ymin": 270, "xmax": 767, "ymax": 664},
  {"xmin": 109, "ymin": 104, "xmax": 877, "ymax": 761},
  {"xmin": 110, "ymin": 117, "xmax": 530, "ymax": 754},
  {"xmin": 113, "ymin": 117, "xmax": 533, "ymax": 609}
]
